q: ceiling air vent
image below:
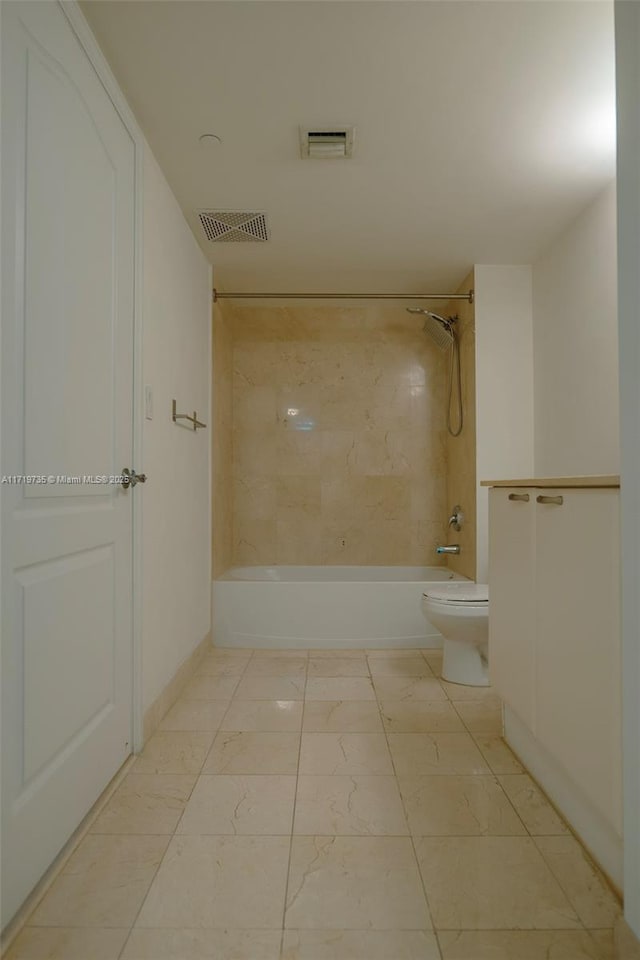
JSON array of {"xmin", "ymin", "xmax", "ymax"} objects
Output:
[
  {"xmin": 299, "ymin": 125, "xmax": 355, "ymax": 160},
  {"xmin": 197, "ymin": 210, "xmax": 270, "ymax": 243}
]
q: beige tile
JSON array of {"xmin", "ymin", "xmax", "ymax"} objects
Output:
[
  {"xmin": 221, "ymin": 699, "xmax": 303, "ymax": 732},
  {"xmin": 136, "ymin": 835, "xmax": 290, "ymax": 929},
  {"xmin": 372, "ymin": 677, "xmax": 448, "ymax": 701},
  {"xmin": 534, "ymin": 836, "xmax": 622, "ymax": 928},
  {"xmin": 249, "ymin": 649, "xmax": 310, "ymax": 659},
  {"xmin": 121, "ymin": 928, "xmax": 282, "ymax": 959},
  {"xmin": 398, "ymin": 775, "xmax": 526, "ymax": 836},
  {"xmin": 474, "ymin": 735, "xmax": 525, "ymax": 774},
  {"xmin": 198, "ymin": 657, "xmax": 248, "ymax": 678},
  {"xmin": 309, "ymin": 648, "xmax": 366, "ymax": 658},
  {"xmin": 498, "ymin": 774, "xmax": 569, "ymax": 835},
  {"xmin": 308, "ymin": 657, "xmax": 369, "ymax": 677},
  {"xmin": 388, "ymin": 732, "xmax": 491, "ymax": 775},
  {"xmin": 178, "ymin": 775, "xmax": 296, "ymax": 835},
  {"xmin": 234, "ymin": 675, "xmax": 306, "ymax": 700},
  {"xmin": 305, "ymin": 678, "xmax": 376, "ymax": 701},
  {"xmin": 91, "ymin": 774, "xmax": 195, "ymax": 835},
  {"xmin": 160, "ymin": 699, "xmax": 229, "ymax": 732},
  {"xmin": 281, "ymin": 929, "xmax": 440, "ymax": 959},
  {"xmin": 302, "ymin": 700, "xmax": 383, "ymax": 733},
  {"xmin": 368, "ymin": 648, "xmax": 433, "ymax": 659},
  {"xmin": 232, "ymin": 512, "xmax": 275, "ymax": 550},
  {"xmin": 368, "ymin": 657, "xmax": 433, "ymax": 677},
  {"xmin": 454, "ymin": 699, "xmax": 503, "ymax": 734},
  {"xmin": 380, "ymin": 700, "xmax": 465, "ymax": 733},
  {"xmin": 30, "ymin": 835, "xmax": 169, "ymax": 928},
  {"xmin": 132, "ymin": 732, "xmax": 214, "ymax": 775},
  {"xmin": 5, "ymin": 927, "xmax": 129, "ymax": 959},
  {"xmin": 245, "ymin": 656, "xmax": 308, "ymax": 676},
  {"xmin": 285, "ymin": 836, "xmax": 430, "ymax": 930},
  {"xmin": 591, "ymin": 929, "xmax": 615, "ymax": 959},
  {"xmin": 415, "ymin": 836, "xmax": 580, "ymax": 930},
  {"xmin": 440, "ymin": 679, "xmax": 499, "ymax": 701},
  {"xmin": 294, "ymin": 775, "xmax": 408, "ymax": 836},
  {"xmin": 299, "ymin": 733, "xmax": 393, "ymax": 775},
  {"xmin": 208, "ymin": 647, "xmax": 252, "ymax": 658},
  {"xmin": 203, "ymin": 731, "xmax": 301, "ymax": 775},
  {"xmin": 613, "ymin": 920, "xmax": 640, "ymax": 959},
  {"xmin": 437, "ymin": 929, "xmax": 614, "ymax": 959},
  {"xmin": 182, "ymin": 675, "xmax": 240, "ymax": 700},
  {"xmin": 423, "ymin": 650, "xmax": 443, "ymax": 676}
]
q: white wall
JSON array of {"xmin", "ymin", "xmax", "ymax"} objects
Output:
[
  {"xmin": 615, "ymin": 0, "xmax": 640, "ymax": 938},
  {"xmin": 533, "ymin": 182, "xmax": 619, "ymax": 476},
  {"xmin": 142, "ymin": 146, "xmax": 212, "ymax": 710},
  {"xmin": 474, "ymin": 265, "xmax": 535, "ymax": 582}
]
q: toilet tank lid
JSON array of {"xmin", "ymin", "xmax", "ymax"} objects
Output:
[{"xmin": 424, "ymin": 582, "xmax": 489, "ymax": 603}]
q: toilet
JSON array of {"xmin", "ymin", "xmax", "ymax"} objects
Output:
[{"xmin": 422, "ymin": 582, "xmax": 490, "ymax": 686}]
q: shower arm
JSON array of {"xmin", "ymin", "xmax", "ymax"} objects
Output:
[{"xmin": 213, "ymin": 289, "xmax": 474, "ymax": 303}]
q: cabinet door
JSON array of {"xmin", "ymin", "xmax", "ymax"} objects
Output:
[
  {"xmin": 535, "ymin": 489, "xmax": 621, "ymax": 834},
  {"xmin": 488, "ymin": 488, "xmax": 537, "ymax": 729}
]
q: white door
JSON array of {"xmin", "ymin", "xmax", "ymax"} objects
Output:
[{"xmin": 1, "ymin": 1, "xmax": 136, "ymax": 926}]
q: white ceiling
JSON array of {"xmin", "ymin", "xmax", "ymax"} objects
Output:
[{"xmin": 82, "ymin": 0, "xmax": 616, "ymax": 295}]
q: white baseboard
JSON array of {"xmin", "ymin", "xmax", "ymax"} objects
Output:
[
  {"xmin": 504, "ymin": 705, "xmax": 623, "ymax": 891},
  {"xmin": 143, "ymin": 630, "xmax": 212, "ymax": 742},
  {"xmin": 214, "ymin": 631, "xmax": 442, "ymax": 650}
]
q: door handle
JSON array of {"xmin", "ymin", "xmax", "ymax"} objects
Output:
[
  {"xmin": 121, "ymin": 468, "xmax": 147, "ymax": 490},
  {"xmin": 508, "ymin": 493, "xmax": 530, "ymax": 502},
  {"xmin": 536, "ymin": 495, "xmax": 563, "ymax": 506}
]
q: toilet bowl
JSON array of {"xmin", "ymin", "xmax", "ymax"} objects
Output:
[{"xmin": 422, "ymin": 582, "xmax": 490, "ymax": 686}]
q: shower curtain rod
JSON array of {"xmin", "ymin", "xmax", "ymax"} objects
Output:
[{"xmin": 213, "ymin": 289, "xmax": 474, "ymax": 304}]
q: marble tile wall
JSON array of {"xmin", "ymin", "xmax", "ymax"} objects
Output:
[
  {"xmin": 444, "ymin": 272, "xmax": 477, "ymax": 581},
  {"xmin": 212, "ymin": 301, "xmax": 234, "ymax": 577},
  {"xmin": 230, "ymin": 306, "xmax": 450, "ymax": 566}
]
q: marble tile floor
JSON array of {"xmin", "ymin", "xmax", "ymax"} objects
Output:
[{"xmin": 6, "ymin": 648, "xmax": 621, "ymax": 960}]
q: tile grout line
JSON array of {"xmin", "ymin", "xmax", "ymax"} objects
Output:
[
  {"xmin": 115, "ymin": 648, "xmax": 254, "ymax": 960},
  {"xmin": 279, "ymin": 652, "xmax": 308, "ymax": 960},
  {"xmin": 369, "ymin": 654, "xmax": 443, "ymax": 960}
]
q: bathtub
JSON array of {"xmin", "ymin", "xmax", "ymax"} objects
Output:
[{"xmin": 212, "ymin": 565, "xmax": 468, "ymax": 650}]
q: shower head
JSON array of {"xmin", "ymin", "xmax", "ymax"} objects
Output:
[{"xmin": 407, "ymin": 307, "xmax": 455, "ymax": 350}]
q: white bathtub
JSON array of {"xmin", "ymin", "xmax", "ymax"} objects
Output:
[{"xmin": 212, "ymin": 565, "xmax": 467, "ymax": 650}]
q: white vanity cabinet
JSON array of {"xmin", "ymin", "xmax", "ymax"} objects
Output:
[
  {"xmin": 488, "ymin": 488, "xmax": 536, "ymax": 728},
  {"xmin": 488, "ymin": 482, "xmax": 622, "ymax": 882}
]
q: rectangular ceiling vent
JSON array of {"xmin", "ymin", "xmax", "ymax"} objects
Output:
[
  {"xmin": 299, "ymin": 125, "xmax": 355, "ymax": 160},
  {"xmin": 197, "ymin": 210, "xmax": 270, "ymax": 243}
]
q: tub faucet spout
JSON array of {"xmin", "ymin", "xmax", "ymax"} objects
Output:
[{"xmin": 436, "ymin": 545, "xmax": 460, "ymax": 555}]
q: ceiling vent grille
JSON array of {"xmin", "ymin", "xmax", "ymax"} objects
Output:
[
  {"xmin": 197, "ymin": 210, "xmax": 270, "ymax": 243},
  {"xmin": 299, "ymin": 125, "xmax": 355, "ymax": 159}
]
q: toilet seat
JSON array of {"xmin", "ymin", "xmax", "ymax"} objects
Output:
[{"xmin": 423, "ymin": 582, "xmax": 489, "ymax": 604}]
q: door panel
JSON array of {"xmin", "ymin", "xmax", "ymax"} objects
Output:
[
  {"xmin": 1, "ymin": 2, "xmax": 136, "ymax": 925},
  {"xmin": 535, "ymin": 490, "xmax": 622, "ymax": 834}
]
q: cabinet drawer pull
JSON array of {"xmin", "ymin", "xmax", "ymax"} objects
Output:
[
  {"xmin": 508, "ymin": 493, "xmax": 530, "ymax": 502},
  {"xmin": 536, "ymin": 495, "xmax": 564, "ymax": 506}
]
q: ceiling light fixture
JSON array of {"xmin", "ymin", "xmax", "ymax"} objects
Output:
[{"xmin": 199, "ymin": 133, "xmax": 223, "ymax": 148}]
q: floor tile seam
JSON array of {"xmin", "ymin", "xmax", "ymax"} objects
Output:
[
  {"xmin": 111, "ymin": 737, "xmax": 208, "ymax": 958},
  {"xmin": 375, "ymin": 685, "xmax": 439, "ymax": 937},
  {"xmin": 111, "ymin": 830, "xmax": 175, "ymax": 960},
  {"xmin": 2, "ymin": 755, "xmax": 138, "ymax": 958},
  {"xmin": 280, "ymin": 656, "xmax": 309, "ymax": 954},
  {"xmin": 495, "ymin": 772, "xmax": 581, "ymax": 840},
  {"xmin": 528, "ymin": 834, "xmax": 623, "ymax": 921}
]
